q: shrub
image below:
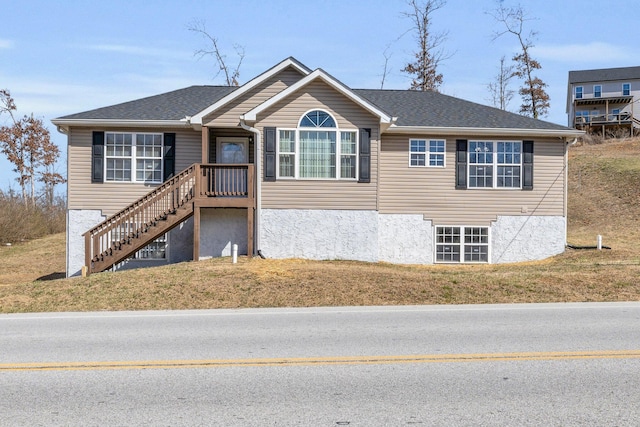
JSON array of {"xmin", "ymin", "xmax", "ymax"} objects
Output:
[{"xmin": 0, "ymin": 191, "xmax": 65, "ymax": 244}]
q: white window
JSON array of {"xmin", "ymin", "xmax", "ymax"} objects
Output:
[
  {"xmin": 105, "ymin": 132, "xmax": 163, "ymax": 183},
  {"xmin": 134, "ymin": 234, "xmax": 168, "ymax": 260},
  {"xmin": 594, "ymin": 85, "xmax": 602, "ymax": 98},
  {"xmin": 105, "ymin": 133, "xmax": 132, "ymax": 181},
  {"xmin": 468, "ymin": 141, "xmax": 521, "ymax": 189},
  {"xmin": 622, "ymin": 83, "xmax": 630, "ymax": 96},
  {"xmin": 111, "ymin": 225, "xmax": 167, "ymax": 260},
  {"xmin": 435, "ymin": 226, "xmax": 489, "ymax": 263},
  {"xmin": 278, "ymin": 130, "xmax": 296, "ymax": 178},
  {"xmin": 276, "ymin": 110, "xmax": 357, "ymax": 179},
  {"xmin": 410, "ymin": 139, "xmax": 445, "ymax": 167},
  {"xmin": 575, "ymin": 86, "xmax": 583, "ymax": 99}
]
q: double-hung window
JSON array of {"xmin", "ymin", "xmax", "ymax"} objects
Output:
[
  {"xmin": 435, "ymin": 226, "xmax": 489, "ymax": 263},
  {"xmin": 410, "ymin": 139, "xmax": 445, "ymax": 167},
  {"xmin": 276, "ymin": 110, "xmax": 357, "ymax": 179},
  {"xmin": 468, "ymin": 141, "xmax": 521, "ymax": 189},
  {"xmin": 105, "ymin": 132, "xmax": 163, "ymax": 183},
  {"xmin": 594, "ymin": 85, "xmax": 602, "ymax": 98},
  {"xmin": 575, "ymin": 86, "xmax": 583, "ymax": 99},
  {"xmin": 622, "ymin": 83, "xmax": 630, "ymax": 96}
]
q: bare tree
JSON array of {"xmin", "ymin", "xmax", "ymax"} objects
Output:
[
  {"xmin": 487, "ymin": 56, "xmax": 515, "ymax": 110},
  {"xmin": 1, "ymin": 89, "xmax": 16, "ymax": 120},
  {"xmin": 401, "ymin": 0, "xmax": 448, "ymax": 92},
  {"xmin": 380, "ymin": 46, "xmax": 393, "ymax": 89},
  {"xmin": 490, "ymin": 2, "xmax": 549, "ymax": 118},
  {"xmin": 188, "ymin": 20, "xmax": 245, "ymax": 86}
]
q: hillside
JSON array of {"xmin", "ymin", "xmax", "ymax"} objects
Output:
[
  {"xmin": 0, "ymin": 138, "xmax": 639, "ymax": 312},
  {"xmin": 567, "ymin": 137, "xmax": 640, "ymax": 254}
]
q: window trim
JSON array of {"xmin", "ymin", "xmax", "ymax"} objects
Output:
[
  {"xmin": 434, "ymin": 225, "xmax": 491, "ymax": 264},
  {"xmin": 274, "ymin": 110, "xmax": 359, "ymax": 180},
  {"xmin": 111, "ymin": 226, "xmax": 169, "ymax": 261},
  {"xmin": 575, "ymin": 86, "xmax": 583, "ymax": 99},
  {"xmin": 594, "ymin": 85, "xmax": 602, "ymax": 98},
  {"xmin": 133, "ymin": 233, "xmax": 169, "ymax": 261},
  {"xmin": 104, "ymin": 132, "xmax": 164, "ymax": 184},
  {"xmin": 409, "ymin": 138, "xmax": 446, "ymax": 168},
  {"xmin": 622, "ymin": 83, "xmax": 630, "ymax": 96},
  {"xmin": 467, "ymin": 140, "xmax": 523, "ymax": 190}
]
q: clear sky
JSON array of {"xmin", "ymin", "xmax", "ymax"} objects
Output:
[{"xmin": 1, "ymin": 0, "xmax": 639, "ymax": 192}]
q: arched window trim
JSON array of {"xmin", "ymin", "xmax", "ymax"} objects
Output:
[
  {"xmin": 275, "ymin": 109, "xmax": 359, "ymax": 180},
  {"xmin": 299, "ymin": 109, "xmax": 337, "ymax": 128}
]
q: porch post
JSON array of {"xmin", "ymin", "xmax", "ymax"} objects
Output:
[
  {"xmin": 84, "ymin": 232, "xmax": 92, "ymax": 275},
  {"xmin": 193, "ymin": 205, "xmax": 200, "ymax": 262},
  {"xmin": 201, "ymin": 126, "xmax": 209, "ymax": 163}
]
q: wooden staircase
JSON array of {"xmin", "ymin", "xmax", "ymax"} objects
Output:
[{"xmin": 84, "ymin": 163, "xmax": 255, "ymax": 274}]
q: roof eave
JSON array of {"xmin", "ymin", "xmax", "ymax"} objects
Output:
[
  {"xmin": 51, "ymin": 118, "xmax": 192, "ymax": 133},
  {"xmin": 384, "ymin": 125, "xmax": 585, "ymax": 138}
]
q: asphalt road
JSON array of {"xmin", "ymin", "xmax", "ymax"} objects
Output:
[{"xmin": 1, "ymin": 303, "xmax": 640, "ymax": 426}]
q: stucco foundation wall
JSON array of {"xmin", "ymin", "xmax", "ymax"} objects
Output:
[
  {"xmin": 378, "ymin": 214, "xmax": 434, "ymax": 264},
  {"xmin": 260, "ymin": 209, "xmax": 379, "ymax": 262},
  {"xmin": 68, "ymin": 210, "xmax": 194, "ymax": 276},
  {"xmin": 67, "ymin": 209, "xmax": 105, "ymax": 277},
  {"xmin": 168, "ymin": 218, "xmax": 194, "ymax": 263},
  {"xmin": 491, "ymin": 215, "xmax": 566, "ymax": 263},
  {"xmin": 199, "ymin": 209, "xmax": 248, "ymax": 259}
]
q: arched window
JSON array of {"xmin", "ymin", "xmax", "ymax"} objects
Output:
[{"xmin": 278, "ymin": 110, "xmax": 357, "ymax": 179}]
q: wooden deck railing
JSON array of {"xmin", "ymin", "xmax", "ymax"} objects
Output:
[{"xmin": 84, "ymin": 163, "xmax": 255, "ymax": 274}]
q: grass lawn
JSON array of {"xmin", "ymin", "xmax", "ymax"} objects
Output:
[{"xmin": 1, "ymin": 137, "xmax": 639, "ymax": 313}]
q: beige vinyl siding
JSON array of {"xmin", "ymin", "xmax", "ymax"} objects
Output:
[
  {"xmin": 68, "ymin": 127, "xmax": 201, "ymax": 216},
  {"xmin": 258, "ymin": 80, "xmax": 379, "ymax": 210},
  {"xmin": 379, "ymin": 135, "xmax": 566, "ymax": 224},
  {"xmin": 203, "ymin": 67, "xmax": 305, "ymax": 127}
]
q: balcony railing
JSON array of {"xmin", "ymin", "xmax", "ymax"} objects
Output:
[{"xmin": 575, "ymin": 112, "xmax": 632, "ymax": 125}]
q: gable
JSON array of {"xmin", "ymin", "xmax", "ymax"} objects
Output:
[
  {"xmin": 202, "ymin": 66, "xmax": 307, "ymax": 127},
  {"xmin": 253, "ymin": 79, "xmax": 380, "ymax": 129}
]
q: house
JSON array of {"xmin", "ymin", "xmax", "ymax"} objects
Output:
[
  {"xmin": 52, "ymin": 57, "xmax": 582, "ymax": 277},
  {"xmin": 566, "ymin": 66, "xmax": 640, "ymax": 136}
]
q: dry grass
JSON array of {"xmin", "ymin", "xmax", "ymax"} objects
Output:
[{"xmin": 1, "ymin": 137, "xmax": 639, "ymax": 313}]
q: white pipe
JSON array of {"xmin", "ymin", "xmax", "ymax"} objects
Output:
[
  {"xmin": 597, "ymin": 235, "xmax": 602, "ymax": 250},
  {"xmin": 240, "ymin": 119, "xmax": 261, "ymax": 256},
  {"xmin": 232, "ymin": 244, "xmax": 238, "ymax": 263}
]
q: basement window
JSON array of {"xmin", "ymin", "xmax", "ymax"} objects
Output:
[{"xmin": 435, "ymin": 226, "xmax": 489, "ymax": 263}]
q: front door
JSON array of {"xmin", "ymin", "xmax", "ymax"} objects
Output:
[{"xmin": 217, "ymin": 137, "xmax": 249, "ymax": 164}]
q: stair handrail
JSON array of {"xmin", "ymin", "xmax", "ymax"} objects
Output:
[{"xmin": 83, "ymin": 164, "xmax": 199, "ymax": 270}]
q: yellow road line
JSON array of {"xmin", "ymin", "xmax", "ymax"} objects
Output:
[{"xmin": 2, "ymin": 350, "xmax": 640, "ymax": 372}]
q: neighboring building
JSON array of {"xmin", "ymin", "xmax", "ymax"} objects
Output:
[
  {"xmin": 567, "ymin": 66, "xmax": 640, "ymax": 136},
  {"xmin": 53, "ymin": 57, "xmax": 582, "ymax": 276}
]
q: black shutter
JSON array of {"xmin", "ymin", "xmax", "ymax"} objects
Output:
[
  {"xmin": 264, "ymin": 127, "xmax": 276, "ymax": 182},
  {"xmin": 522, "ymin": 140, "xmax": 534, "ymax": 190},
  {"xmin": 455, "ymin": 139, "xmax": 467, "ymax": 189},
  {"xmin": 163, "ymin": 133, "xmax": 176, "ymax": 181},
  {"xmin": 91, "ymin": 131, "xmax": 104, "ymax": 183},
  {"xmin": 358, "ymin": 128, "xmax": 371, "ymax": 183}
]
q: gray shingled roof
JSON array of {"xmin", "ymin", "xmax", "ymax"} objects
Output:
[
  {"xmin": 58, "ymin": 86, "xmax": 236, "ymax": 121},
  {"xmin": 57, "ymin": 83, "xmax": 570, "ymax": 131},
  {"xmin": 568, "ymin": 66, "xmax": 640, "ymax": 84},
  {"xmin": 354, "ymin": 89, "xmax": 570, "ymax": 130}
]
